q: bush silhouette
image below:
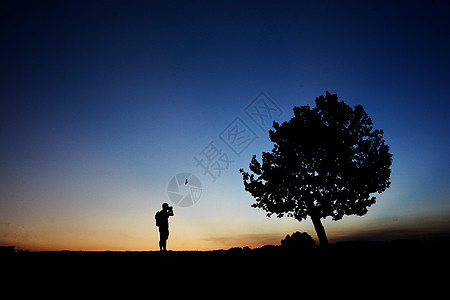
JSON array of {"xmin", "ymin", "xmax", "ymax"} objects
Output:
[{"xmin": 281, "ymin": 232, "xmax": 316, "ymax": 249}]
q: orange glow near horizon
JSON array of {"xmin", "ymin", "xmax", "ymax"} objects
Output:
[{"xmin": 3, "ymin": 209, "xmax": 449, "ymax": 252}]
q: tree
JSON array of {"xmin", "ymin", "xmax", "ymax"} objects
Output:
[{"xmin": 240, "ymin": 92, "xmax": 393, "ymax": 245}]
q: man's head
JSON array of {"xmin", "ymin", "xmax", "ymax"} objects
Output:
[{"xmin": 162, "ymin": 203, "xmax": 170, "ymax": 210}]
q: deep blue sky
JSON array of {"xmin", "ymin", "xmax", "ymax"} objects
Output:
[{"xmin": 1, "ymin": 0, "xmax": 449, "ymax": 250}]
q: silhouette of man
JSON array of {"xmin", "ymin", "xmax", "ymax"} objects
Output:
[{"xmin": 156, "ymin": 203, "xmax": 174, "ymax": 251}]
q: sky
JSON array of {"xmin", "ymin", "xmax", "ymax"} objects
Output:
[{"xmin": 1, "ymin": 0, "xmax": 449, "ymax": 251}]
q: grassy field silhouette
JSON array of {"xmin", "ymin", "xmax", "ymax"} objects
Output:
[
  {"xmin": 4, "ymin": 240, "xmax": 448, "ymax": 272},
  {"xmin": 3, "ymin": 240, "xmax": 448, "ymax": 296}
]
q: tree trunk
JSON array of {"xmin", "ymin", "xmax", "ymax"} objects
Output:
[{"xmin": 311, "ymin": 215, "xmax": 329, "ymax": 246}]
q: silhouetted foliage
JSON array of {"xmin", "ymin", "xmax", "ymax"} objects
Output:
[
  {"xmin": 0, "ymin": 245, "xmax": 15, "ymax": 255},
  {"xmin": 240, "ymin": 92, "xmax": 393, "ymax": 245},
  {"xmin": 226, "ymin": 246, "xmax": 252, "ymax": 255},
  {"xmin": 281, "ymin": 232, "xmax": 316, "ymax": 250}
]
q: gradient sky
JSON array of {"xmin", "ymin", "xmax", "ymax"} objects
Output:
[{"xmin": 1, "ymin": 0, "xmax": 449, "ymax": 251}]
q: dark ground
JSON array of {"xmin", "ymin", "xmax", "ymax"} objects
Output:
[{"xmin": 2, "ymin": 240, "xmax": 449, "ymax": 296}]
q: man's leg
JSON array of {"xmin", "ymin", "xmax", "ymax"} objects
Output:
[
  {"xmin": 160, "ymin": 230, "xmax": 168, "ymax": 251},
  {"xmin": 161, "ymin": 238, "xmax": 167, "ymax": 251},
  {"xmin": 159, "ymin": 231, "xmax": 164, "ymax": 251}
]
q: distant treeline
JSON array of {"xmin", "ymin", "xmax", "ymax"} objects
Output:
[{"xmin": 2, "ymin": 238, "xmax": 450, "ymax": 256}]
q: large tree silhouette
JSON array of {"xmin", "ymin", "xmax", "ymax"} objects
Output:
[{"xmin": 240, "ymin": 92, "xmax": 393, "ymax": 245}]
